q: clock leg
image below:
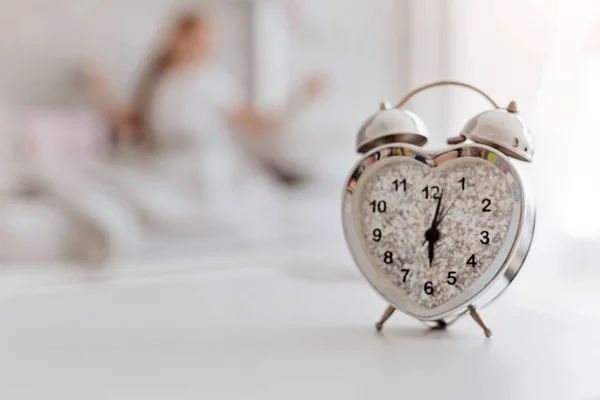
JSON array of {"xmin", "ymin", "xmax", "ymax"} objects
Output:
[
  {"xmin": 375, "ymin": 305, "xmax": 396, "ymax": 331},
  {"xmin": 469, "ymin": 306, "xmax": 492, "ymax": 338}
]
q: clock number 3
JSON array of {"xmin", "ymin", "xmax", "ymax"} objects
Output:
[{"xmin": 480, "ymin": 231, "xmax": 490, "ymax": 244}]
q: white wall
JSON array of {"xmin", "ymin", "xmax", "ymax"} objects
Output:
[{"xmin": 287, "ymin": 0, "xmax": 409, "ymax": 152}]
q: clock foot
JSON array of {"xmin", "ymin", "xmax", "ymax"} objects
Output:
[
  {"xmin": 375, "ymin": 305, "xmax": 396, "ymax": 331},
  {"xmin": 469, "ymin": 306, "xmax": 492, "ymax": 338}
]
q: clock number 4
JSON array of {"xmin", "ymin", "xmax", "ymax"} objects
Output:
[
  {"xmin": 393, "ymin": 179, "xmax": 407, "ymax": 192},
  {"xmin": 370, "ymin": 200, "xmax": 387, "ymax": 213},
  {"xmin": 422, "ymin": 186, "xmax": 441, "ymax": 200},
  {"xmin": 467, "ymin": 254, "xmax": 477, "ymax": 267}
]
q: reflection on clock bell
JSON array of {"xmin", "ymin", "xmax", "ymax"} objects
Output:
[
  {"xmin": 356, "ymin": 101, "xmax": 429, "ymax": 153},
  {"xmin": 458, "ymin": 101, "xmax": 535, "ymax": 162}
]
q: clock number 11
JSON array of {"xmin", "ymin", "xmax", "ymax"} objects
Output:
[{"xmin": 393, "ymin": 178, "xmax": 407, "ymax": 192}]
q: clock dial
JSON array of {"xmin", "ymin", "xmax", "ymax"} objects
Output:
[{"xmin": 354, "ymin": 148, "xmax": 519, "ymax": 310}]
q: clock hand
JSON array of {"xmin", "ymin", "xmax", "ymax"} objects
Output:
[
  {"xmin": 436, "ymin": 190, "xmax": 463, "ymax": 226},
  {"xmin": 423, "ymin": 190, "xmax": 443, "ymax": 267}
]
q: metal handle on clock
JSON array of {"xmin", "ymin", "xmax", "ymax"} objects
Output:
[{"xmin": 394, "ymin": 80, "xmax": 500, "ymax": 109}]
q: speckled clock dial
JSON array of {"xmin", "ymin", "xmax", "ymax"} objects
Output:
[{"xmin": 356, "ymin": 153, "xmax": 517, "ymax": 309}]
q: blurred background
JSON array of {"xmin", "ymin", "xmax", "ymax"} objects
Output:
[{"xmin": 0, "ymin": 0, "xmax": 598, "ymax": 315}]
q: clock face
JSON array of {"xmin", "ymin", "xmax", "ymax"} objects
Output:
[{"xmin": 344, "ymin": 145, "xmax": 524, "ymax": 317}]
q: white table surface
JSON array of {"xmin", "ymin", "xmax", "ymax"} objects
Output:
[{"xmin": 0, "ymin": 240, "xmax": 599, "ymax": 400}]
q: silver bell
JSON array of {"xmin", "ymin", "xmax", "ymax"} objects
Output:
[
  {"xmin": 459, "ymin": 102, "xmax": 534, "ymax": 162},
  {"xmin": 356, "ymin": 101, "xmax": 429, "ymax": 153}
]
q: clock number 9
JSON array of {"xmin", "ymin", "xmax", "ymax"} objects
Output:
[
  {"xmin": 370, "ymin": 200, "xmax": 387, "ymax": 213},
  {"xmin": 424, "ymin": 281, "xmax": 434, "ymax": 295},
  {"xmin": 480, "ymin": 231, "xmax": 490, "ymax": 244},
  {"xmin": 373, "ymin": 229, "xmax": 382, "ymax": 242}
]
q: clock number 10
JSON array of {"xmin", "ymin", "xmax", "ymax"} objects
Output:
[{"xmin": 369, "ymin": 200, "xmax": 387, "ymax": 213}]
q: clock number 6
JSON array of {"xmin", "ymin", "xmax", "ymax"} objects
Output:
[
  {"xmin": 480, "ymin": 231, "xmax": 490, "ymax": 244},
  {"xmin": 424, "ymin": 281, "xmax": 434, "ymax": 295}
]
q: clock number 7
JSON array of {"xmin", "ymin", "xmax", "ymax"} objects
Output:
[{"xmin": 401, "ymin": 269, "xmax": 410, "ymax": 283}]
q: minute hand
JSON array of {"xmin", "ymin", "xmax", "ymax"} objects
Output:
[{"xmin": 435, "ymin": 191, "xmax": 463, "ymax": 226}]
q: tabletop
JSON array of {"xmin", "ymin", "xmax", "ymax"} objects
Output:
[{"xmin": 0, "ymin": 240, "xmax": 598, "ymax": 400}]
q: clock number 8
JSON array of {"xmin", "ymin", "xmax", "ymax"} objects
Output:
[
  {"xmin": 424, "ymin": 281, "xmax": 434, "ymax": 295},
  {"xmin": 384, "ymin": 251, "xmax": 393, "ymax": 264}
]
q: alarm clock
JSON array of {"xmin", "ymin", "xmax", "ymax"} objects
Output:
[{"xmin": 341, "ymin": 81, "xmax": 535, "ymax": 337}]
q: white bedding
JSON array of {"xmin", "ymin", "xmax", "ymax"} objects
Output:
[{"xmin": 0, "ymin": 153, "xmax": 348, "ymax": 265}]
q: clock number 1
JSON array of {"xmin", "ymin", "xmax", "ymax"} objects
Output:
[{"xmin": 459, "ymin": 177, "xmax": 466, "ymax": 190}]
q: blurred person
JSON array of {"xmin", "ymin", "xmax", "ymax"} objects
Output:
[
  {"xmin": 81, "ymin": 11, "xmax": 325, "ymax": 185},
  {"xmin": 80, "ymin": 10, "xmax": 327, "ymax": 238}
]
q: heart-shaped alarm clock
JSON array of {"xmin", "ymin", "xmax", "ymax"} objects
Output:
[{"xmin": 342, "ymin": 81, "xmax": 535, "ymax": 336}]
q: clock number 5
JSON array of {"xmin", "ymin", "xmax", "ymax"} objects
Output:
[
  {"xmin": 447, "ymin": 271, "xmax": 457, "ymax": 285},
  {"xmin": 480, "ymin": 231, "xmax": 490, "ymax": 244}
]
